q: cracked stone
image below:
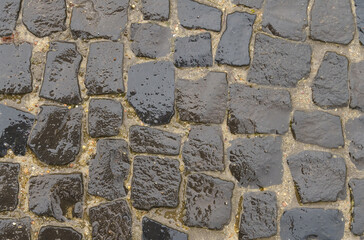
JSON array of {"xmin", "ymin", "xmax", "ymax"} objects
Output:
[
  {"xmin": 349, "ymin": 178, "xmax": 364, "ymax": 235},
  {"xmin": 0, "ymin": 0, "xmax": 21, "ymax": 37},
  {"xmin": 349, "ymin": 61, "xmax": 364, "ymax": 111},
  {"xmin": 39, "ymin": 226, "xmax": 82, "ymax": 240},
  {"xmin": 0, "ymin": 217, "xmax": 31, "ymax": 240},
  {"xmin": 141, "ymin": 0, "xmax": 169, "ymax": 21},
  {"xmin": 355, "ymin": 0, "xmax": 364, "ymax": 45},
  {"xmin": 142, "ymin": 217, "xmax": 188, "ymax": 240},
  {"xmin": 346, "ymin": 116, "xmax": 364, "ymax": 170},
  {"xmin": 0, "ymin": 162, "xmax": 19, "ymax": 211},
  {"xmin": 232, "ymin": 0, "xmax": 264, "ymax": 8}
]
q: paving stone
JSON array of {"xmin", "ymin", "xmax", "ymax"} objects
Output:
[
  {"xmin": 228, "ymin": 84, "xmax": 291, "ymax": 135},
  {"xmin": 349, "ymin": 61, "xmax": 364, "ymax": 111},
  {"xmin": 349, "ymin": 179, "xmax": 364, "ymax": 235},
  {"xmin": 247, "ymin": 33, "xmax": 312, "ymax": 87},
  {"xmin": 215, "ymin": 12, "xmax": 255, "ymax": 66},
  {"xmin": 355, "ymin": 0, "xmax": 364, "ymax": 45},
  {"xmin": 88, "ymin": 99, "xmax": 123, "ymax": 138},
  {"xmin": 287, "ymin": 150, "xmax": 346, "ymax": 203},
  {"xmin": 0, "ymin": 217, "xmax": 31, "ymax": 240},
  {"xmin": 131, "ymin": 155, "xmax": 181, "ymax": 210},
  {"xmin": 88, "ymin": 139, "xmax": 130, "ymax": 200},
  {"xmin": 85, "ymin": 42, "xmax": 124, "ymax": 95},
  {"xmin": 28, "ymin": 105, "xmax": 83, "ymax": 165},
  {"xmin": 38, "ymin": 226, "xmax": 82, "ymax": 240},
  {"xmin": 70, "ymin": 0, "xmax": 129, "ymax": 40},
  {"xmin": 310, "ymin": 0, "xmax": 355, "ymax": 44},
  {"xmin": 22, "ymin": 0, "xmax": 66, "ymax": 37},
  {"xmin": 0, "ymin": 162, "xmax": 19, "ymax": 211},
  {"xmin": 176, "ymin": 72, "xmax": 227, "ymax": 124},
  {"xmin": 280, "ymin": 208, "xmax": 345, "ymax": 240},
  {"xmin": 127, "ymin": 61, "xmax": 175, "ymax": 125},
  {"xmin": 89, "ymin": 199, "xmax": 132, "ymax": 240},
  {"xmin": 239, "ymin": 191, "xmax": 277, "ymax": 240},
  {"xmin": 0, "ymin": 0, "xmax": 21, "ymax": 37},
  {"xmin": 228, "ymin": 136, "xmax": 283, "ymax": 188},
  {"xmin": 174, "ymin": 33, "xmax": 213, "ymax": 67},
  {"xmin": 40, "ymin": 42, "xmax": 82, "ymax": 105},
  {"xmin": 262, "ymin": 0, "xmax": 309, "ymax": 41},
  {"xmin": 346, "ymin": 116, "xmax": 364, "ymax": 170},
  {"xmin": 130, "ymin": 23, "xmax": 171, "ymax": 59},
  {"xmin": 291, "ymin": 110, "xmax": 344, "ymax": 148},
  {"xmin": 184, "ymin": 173, "xmax": 234, "ymax": 230},
  {"xmin": 0, "ymin": 104, "xmax": 35, "ymax": 157},
  {"xmin": 177, "ymin": 0, "xmax": 222, "ymax": 32},
  {"xmin": 141, "ymin": 0, "xmax": 169, "ymax": 21},
  {"xmin": 129, "ymin": 125, "xmax": 181, "ymax": 155},
  {"xmin": 232, "ymin": 0, "xmax": 264, "ymax": 8},
  {"xmin": 29, "ymin": 173, "xmax": 83, "ymax": 222},
  {"xmin": 142, "ymin": 217, "xmax": 188, "ymax": 240},
  {"xmin": 182, "ymin": 125, "xmax": 224, "ymax": 172},
  {"xmin": 312, "ymin": 52, "xmax": 349, "ymax": 108}
]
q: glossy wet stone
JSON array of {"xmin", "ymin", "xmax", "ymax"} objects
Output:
[
  {"xmin": 346, "ymin": 116, "xmax": 364, "ymax": 170},
  {"xmin": 239, "ymin": 191, "xmax": 277, "ymax": 240},
  {"xmin": 0, "ymin": 217, "xmax": 31, "ymax": 240},
  {"xmin": 141, "ymin": 0, "xmax": 169, "ymax": 21},
  {"xmin": 29, "ymin": 173, "xmax": 83, "ymax": 222},
  {"xmin": 142, "ymin": 217, "xmax": 188, "ymax": 240},
  {"xmin": 0, "ymin": 162, "xmax": 19, "ymax": 211},
  {"xmin": 349, "ymin": 178, "xmax": 364, "ymax": 235},
  {"xmin": 88, "ymin": 139, "xmax": 130, "ymax": 200},
  {"xmin": 88, "ymin": 99, "xmax": 123, "ymax": 138},
  {"xmin": 215, "ymin": 12, "xmax": 255, "ymax": 66},
  {"xmin": 174, "ymin": 33, "xmax": 213, "ymax": 67},
  {"xmin": 228, "ymin": 136, "xmax": 283, "ymax": 188},
  {"xmin": 355, "ymin": 0, "xmax": 364, "ymax": 45},
  {"xmin": 28, "ymin": 105, "xmax": 82, "ymax": 165},
  {"xmin": 291, "ymin": 110, "xmax": 344, "ymax": 148},
  {"xmin": 176, "ymin": 71, "xmax": 227, "ymax": 124},
  {"xmin": 177, "ymin": 0, "xmax": 222, "ymax": 32},
  {"xmin": 287, "ymin": 150, "xmax": 346, "ymax": 203},
  {"xmin": 232, "ymin": 0, "xmax": 264, "ymax": 8},
  {"xmin": 129, "ymin": 125, "xmax": 181, "ymax": 155},
  {"xmin": 310, "ymin": 0, "xmax": 355, "ymax": 44},
  {"xmin": 22, "ymin": 0, "xmax": 66, "ymax": 37},
  {"xmin": 184, "ymin": 173, "xmax": 234, "ymax": 230},
  {"xmin": 228, "ymin": 84, "xmax": 291, "ymax": 135},
  {"xmin": 127, "ymin": 61, "xmax": 175, "ymax": 125},
  {"xmin": 85, "ymin": 42, "xmax": 124, "ymax": 95},
  {"xmin": 0, "ymin": 0, "xmax": 21, "ymax": 37},
  {"xmin": 312, "ymin": 52, "xmax": 349, "ymax": 108},
  {"xmin": 280, "ymin": 208, "xmax": 345, "ymax": 240},
  {"xmin": 40, "ymin": 42, "xmax": 82, "ymax": 105},
  {"xmin": 349, "ymin": 61, "xmax": 364, "ymax": 111},
  {"xmin": 130, "ymin": 23, "xmax": 171, "ymax": 59},
  {"xmin": 0, "ymin": 104, "xmax": 35, "ymax": 157},
  {"xmin": 248, "ymin": 33, "xmax": 311, "ymax": 87},
  {"xmin": 182, "ymin": 125, "xmax": 224, "ymax": 172},
  {"xmin": 38, "ymin": 226, "xmax": 82, "ymax": 240}
]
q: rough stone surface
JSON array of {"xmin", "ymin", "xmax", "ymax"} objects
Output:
[
  {"xmin": 248, "ymin": 33, "xmax": 312, "ymax": 87},
  {"xmin": 349, "ymin": 61, "xmax": 364, "ymax": 111},
  {"xmin": 355, "ymin": 0, "xmax": 364, "ymax": 45},
  {"xmin": 142, "ymin": 217, "xmax": 188, "ymax": 240},
  {"xmin": 0, "ymin": 217, "xmax": 31, "ymax": 240},
  {"xmin": 291, "ymin": 110, "xmax": 344, "ymax": 148},
  {"xmin": 141, "ymin": 0, "xmax": 169, "ymax": 21},
  {"xmin": 0, "ymin": 162, "xmax": 19, "ymax": 211},
  {"xmin": 232, "ymin": 0, "xmax": 264, "ymax": 8},
  {"xmin": 346, "ymin": 116, "xmax": 364, "ymax": 170},
  {"xmin": 38, "ymin": 226, "xmax": 82, "ymax": 240},
  {"xmin": 0, "ymin": 0, "xmax": 21, "ymax": 37},
  {"xmin": 349, "ymin": 178, "xmax": 364, "ymax": 235}
]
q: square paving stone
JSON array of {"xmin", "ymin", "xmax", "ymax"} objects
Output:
[
  {"xmin": 85, "ymin": 41, "xmax": 124, "ymax": 95},
  {"xmin": 176, "ymin": 71, "xmax": 227, "ymax": 124},
  {"xmin": 228, "ymin": 136, "xmax": 283, "ymax": 188},
  {"xmin": 0, "ymin": 162, "xmax": 19, "ymax": 211},
  {"xmin": 228, "ymin": 84, "xmax": 292, "ymax": 135},
  {"xmin": 349, "ymin": 61, "xmax": 364, "ymax": 112},
  {"xmin": 141, "ymin": 0, "xmax": 169, "ymax": 21},
  {"xmin": 232, "ymin": 0, "xmax": 264, "ymax": 8},
  {"xmin": 184, "ymin": 173, "xmax": 234, "ymax": 230},
  {"xmin": 0, "ymin": 0, "xmax": 21, "ymax": 37},
  {"xmin": 346, "ymin": 116, "xmax": 364, "ymax": 170},
  {"xmin": 355, "ymin": 0, "xmax": 364, "ymax": 45},
  {"xmin": 0, "ymin": 43, "xmax": 32, "ymax": 94},
  {"xmin": 291, "ymin": 110, "xmax": 344, "ymax": 148},
  {"xmin": 142, "ymin": 217, "xmax": 188, "ymax": 240},
  {"xmin": 0, "ymin": 217, "xmax": 31, "ymax": 240},
  {"xmin": 247, "ymin": 33, "xmax": 312, "ymax": 87},
  {"xmin": 131, "ymin": 155, "xmax": 181, "ymax": 210},
  {"xmin": 349, "ymin": 178, "xmax": 364, "ymax": 235},
  {"xmin": 38, "ymin": 226, "xmax": 82, "ymax": 240}
]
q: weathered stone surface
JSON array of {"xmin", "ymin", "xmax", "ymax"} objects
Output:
[
  {"xmin": 228, "ymin": 136, "xmax": 283, "ymax": 188},
  {"xmin": 0, "ymin": 217, "xmax": 31, "ymax": 240},
  {"xmin": 232, "ymin": 0, "xmax": 264, "ymax": 8},
  {"xmin": 0, "ymin": 162, "xmax": 19, "ymax": 211},
  {"xmin": 129, "ymin": 125, "xmax": 181, "ymax": 155},
  {"xmin": 0, "ymin": 0, "xmax": 21, "ymax": 37},
  {"xmin": 142, "ymin": 217, "xmax": 188, "ymax": 240},
  {"xmin": 141, "ymin": 0, "xmax": 169, "ymax": 21},
  {"xmin": 40, "ymin": 42, "xmax": 82, "ymax": 105},
  {"xmin": 131, "ymin": 156, "xmax": 181, "ymax": 210},
  {"xmin": 177, "ymin": 0, "xmax": 222, "ymax": 32},
  {"xmin": 88, "ymin": 99, "xmax": 123, "ymax": 138},
  {"xmin": 349, "ymin": 61, "xmax": 364, "ymax": 111},
  {"xmin": 0, "ymin": 104, "xmax": 35, "ymax": 157},
  {"xmin": 287, "ymin": 150, "xmax": 346, "ymax": 203},
  {"xmin": 176, "ymin": 72, "xmax": 227, "ymax": 124},
  {"xmin": 239, "ymin": 191, "xmax": 277, "ymax": 240},
  {"xmin": 355, "ymin": 0, "xmax": 364, "ymax": 45},
  {"xmin": 85, "ymin": 42, "xmax": 124, "ymax": 95},
  {"xmin": 88, "ymin": 139, "xmax": 130, "ymax": 200},
  {"xmin": 29, "ymin": 173, "xmax": 83, "ymax": 222},
  {"xmin": 228, "ymin": 84, "xmax": 291, "ymax": 134},
  {"xmin": 349, "ymin": 179, "xmax": 364, "ymax": 235},
  {"xmin": 182, "ymin": 125, "xmax": 224, "ymax": 172},
  {"xmin": 248, "ymin": 33, "xmax": 311, "ymax": 87},
  {"xmin": 174, "ymin": 33, "xmax": 213, "ymax": 67},
  {"xmin": 291, "ymin": 110, "xmax": 344, "ymax": 148},
  {"xmin": 28, "ymin": 105, "xmax": 83, "ymax": 165},
  {"xmin": 70, "ymin": 0, "xmax": 129, "ymax": 40},
  {"xmin": 130, "ymin": 23, "xmax": 171, "ymax": 59},
  {"xmin": 89, "ymin": 199, "xmax": 132, "ymax": 240},
  {"xmin": 184, "ymin": 173, "xmax": 234, "ymax": 230},
  {"xmin": 346, "ymin": 116, "xmax": 364, "ymax": 170},
  {"xmin": 310, "ymin": 0, "xmax": 355, "ymax": 44},
  {"xmin": 127, "ymin": 61, "xmax": 175, "ymax": 125},
  {"xmin": 312, "ymin": 52, "xmax": 349, "ymax": 108},
  {"xmin": 280, "ymin": 208, "xmax": 345, "ymax": 240},
  {"xmin": 38, "ymin": 226, "xmax": 82, "ymax": 240}
]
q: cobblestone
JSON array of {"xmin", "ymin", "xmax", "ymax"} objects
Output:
[
  {"xmin": 0, "ymin": 0, "xmax": 21, "ymax": 37},
  {"xmin": 38, "ymin": 226, "xmax": 82, "ymax": 240},
  {"xmin": 142, "ymin": 217, "xmax": 188, "ymax": 240},
  {"xmin": 0, "ymin": 162, "xmax": 19, "ymax": 211},
  {"xmin": 0, "ymin": 217, "xmax": 31, "ymax": 240}
]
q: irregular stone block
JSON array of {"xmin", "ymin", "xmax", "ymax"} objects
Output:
[
  {"xmin": 38, "ymin": 226, "xmax": 82, "ymax": 240},
  {"xmin": 355, "ymin": 0, "xmax": 364, "ymax": 45},
  {"xmin": 0, "ymin": 162, "xmax": 19, "ymax": 211},
  {"xmin": 0, "ymin": 0, "xmax": 21, "ymax": 37},
  {"xmin": 349, "ymin": 178, "xmax": 364, "ymax": 235},
  {"xmin": 0, "ymin": 217, "xmax": 31, "ymax": 240},
  {"xmin": 232, "ymin": 0, "xmax": 264, "ymax": 8},
  {"xmin": 141, "ymin": 0, "xmax": 169, "ymax": 21},
  {"xmin": 142, "ymin": 217, "xmax": 188, "ymax": 240},
  {"xmin": 349, "ymin": 61, "xmax": 364, "ymax": 111},
  {"xmin": 346, "ymin": 116, "xmax": 364, "ymax": 170}
]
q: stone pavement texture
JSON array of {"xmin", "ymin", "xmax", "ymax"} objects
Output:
[{"xmin": 1, "ymin": 0, "xmax": 364, "ymax": 239}]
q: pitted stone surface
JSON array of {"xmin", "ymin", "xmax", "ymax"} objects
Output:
[
  {"xmin": 0, "ymin": 0, "xmax": 21, "ymax": 37},
  {"xmin": 142, "ymin": 217, "xmax": 188, "ymax": 240},
  {"xmin": 355, "ymin": 0, "xmax": 364, "ymax": 45},
  {"xmin": 141, "ymin": 0, "xmax": 169, "ymax": 21},
  {"xmin": 232, "ymin": 0, "xmax": 264, "ymax": 8},
  {"xmin": 0, "ymin": 217, "xmax": 31, "ymax": 240},
  {"xmin": 38, "ymin": 226, "xmax": 82, "ymax": 240},
  {"xmin": 346, "ymin": 116, "xmax": 364, "ymax": 170},
  {"xmin": 349, "ymin": 178, "xmax": 364, "ymax": 235},
  {"xmin": 0, "ymin": 162, "xmax": 19, "ymax": 211},
  {"xmin": 349, "ymin": 61, "xmax": 364, "ymax": 111}
]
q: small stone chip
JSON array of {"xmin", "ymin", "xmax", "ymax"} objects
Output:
[
  {"xmin": 349, "ymin": 61, "xmax": 364, "ymax": 112},
  {"xmin": 346, "ymin": 116, "xmax": 364, "ymax": 170},
  {"xmin": 38, "ymin": 226, "xmax": 82, "ymax": 240},
  {"xmin": 0, "ymin": 0, "xmax": 22, "ymax": 37},
  {"xmin": 349, "ymin": 178, "xmax": 364, "ymax": 235},
  {"xmin": 0, "ymin": 162, "xmax": 20, "ymax": 211},
  {"xmin": 141, "ymin": 0, "xmax": 170, "ymax": 21},
  {"xmin": 0, "ymin": 217, "xmax": 31, "ymax": 240},
  {"xmin": 142, "ymin": 217, "xmax": 188, "ymax": 240}
]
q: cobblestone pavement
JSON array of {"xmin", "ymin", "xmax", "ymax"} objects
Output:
[{"xmin": 1, "ymin": 0, "xmax": 364, "ymax": 239}]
